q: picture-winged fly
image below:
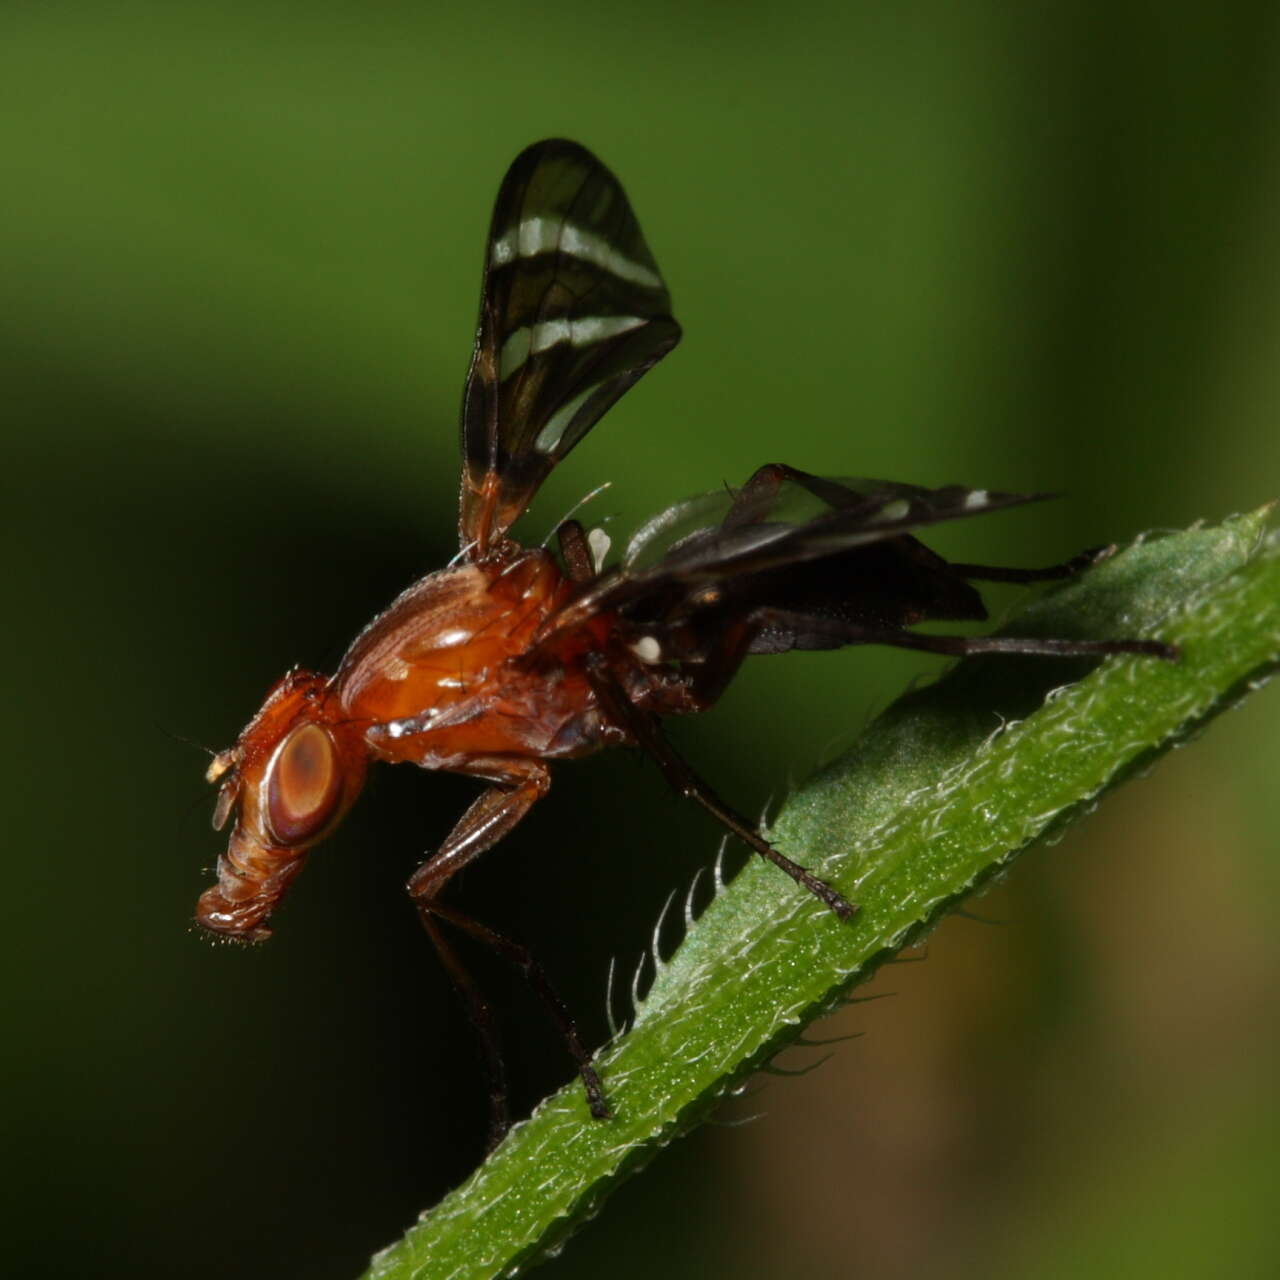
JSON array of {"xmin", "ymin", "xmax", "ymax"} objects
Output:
[{"xmin": 197, "ymin": 139, "xmax": 1175, "ymax": 1141}]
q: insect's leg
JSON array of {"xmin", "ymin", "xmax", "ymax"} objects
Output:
[
  {"xmin": 673, "ymin": 619, "xmax": 756, "ymax": 710},
  {"xmin": 409, "ymin": 777, "xmax": 543, "ymax": 1149},
  {"xmin": 417, "ymin": 909, "xmax": 508, "ymax": 1150},
  {"xmin": 585, "ymin": 656, "xmax": 856, "ymax": 921},
  {"xmin": 406, "ymin": 767, "xmax": 548, "ymax": 904},
  {"xmin": 556, "ymin": 518, "xmax": 595, "ymax": 584},
  {"xmin": 406, "ymin": 762, "xmax": 609, "ymax": 1137},
  {"xmin": 748, "ymin": 608, "xmax": 1178, "ymax": 662},
  {"xmin": 949, "ymin": 546, "xmax": 1112, "ymax": 583},
  {"xmin": 426, "ymin": 901, "xmax": 611, "ymax": 1124}
]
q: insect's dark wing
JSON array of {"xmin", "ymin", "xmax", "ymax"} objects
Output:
[
  {"xmin": 459, "ymin": 140, "xmax": 681, "ymax": 553},
  {"xmin": 620, "ymin": 467, "xmax": 1050, "ymax": 582},
  {"xmin": 542, "ymin": 466, "xmax": 1050, "ymax": 643}
]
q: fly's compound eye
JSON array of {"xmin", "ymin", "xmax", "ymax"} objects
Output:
[{"xmin": 265, "ymin": 723, "xmax": 343, "ymax": 846}]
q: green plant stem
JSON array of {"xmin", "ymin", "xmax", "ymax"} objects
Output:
[{"xmin": 364, "ymin": 509, "xmax": 1279, "ymax": 1280}]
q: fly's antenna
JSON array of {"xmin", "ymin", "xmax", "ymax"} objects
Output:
[
  {"xmin": 539, "ymin": 481, "xmax": 614, "ymax": 548},
  {"xmin": 154, "ymin": 720, "xmax": 218, "ymax": 759}
]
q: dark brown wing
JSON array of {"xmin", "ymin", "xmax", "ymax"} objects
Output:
[
  {"xmin": 459, "ymin": 140, "xmax": 681, "ymax": 554},
  {"xmin": 540, "ymin": 466, "xmax": 1051, "ymax": 644}
]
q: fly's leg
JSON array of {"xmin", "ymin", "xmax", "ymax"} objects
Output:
[
  {"xmin": 585, "ymin": 655, "xmax": 856, "ymax": 921},
  {"xmin": 742, "ymin": 609, "xmax": 1178, "ymax": 662},
  {"xmin": 406, "ymin": 759, "xmax": 608, "ymax": 1147},
  {"xmin": 426, "ymin": 901, "xmax": 611, "ymax": 1124},
  {"xmin": 407, "ymin": 766, "xmax": 548, "ymax": 904},
  {"xmin": 589, "ymin": 591, "xmax": 1173, "ymax": 922},
  {"xmin": 417, "ymin": 910, "xmax": 508, "ymax": 1148},
  {"xmin": 949, "ymin": 546, "xmax": 1113, "ymax": 583}
]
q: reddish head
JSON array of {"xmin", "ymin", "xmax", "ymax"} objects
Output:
[{"xmin": 197, "ymin": 669, "xmax": 368, "ymax": 942}]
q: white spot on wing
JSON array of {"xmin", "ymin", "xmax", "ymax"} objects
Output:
[
  {"xmin": 880, "ymin": 498, "xmax": 911, "ymax": 521},
  {"xmin": 964, "ymin": 489, "xmax": 990, "ymax": 510}
]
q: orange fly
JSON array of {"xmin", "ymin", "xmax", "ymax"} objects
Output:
[{"xmin": 198, "ymin": 140, "xmax": 1174, "ymax": 1141}]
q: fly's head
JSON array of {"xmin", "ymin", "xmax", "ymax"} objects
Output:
[{"xmin": 197, "ymin": 669, "xmax": 368, "ymax": 944}]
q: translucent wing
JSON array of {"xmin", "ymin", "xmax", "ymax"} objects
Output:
[
  {"xmin": 621, "ymin": 467, "xmax": 1049, "ymax": 578},
  {"xmin": 542, "ymin": 466, "xmax": 1051, "ymax": 642},
  {"xmin": 459, "ymin": 140, "xmax": 681, "ymax": 553}
]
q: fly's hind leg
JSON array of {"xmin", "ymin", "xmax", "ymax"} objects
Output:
[
  {"xmin": 949, "ymin": 545, "xmax": 1113, "ymax": 583},
  {"xmin": 741, "ymin": 608, "xmax": 1178, "ymax": 663},
  {"xmin": 406, "ymin": 758, "xmax": 608, "ymax": 1148},
  {"xmin": 586, "ymin": 655, "xmax": 856, "ymax": 922}
]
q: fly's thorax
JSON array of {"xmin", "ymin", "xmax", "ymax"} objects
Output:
[{"xmin": 332, "ymin": 549, "xmax": 572, "ymax": 727}]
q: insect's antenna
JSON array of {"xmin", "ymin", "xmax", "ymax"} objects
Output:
[
  {"xmin": 539, "ymin": 481, "xmax": 615, "ymax": 548},
  {"xmin": 154, "ymin": 720, "xmax": 218, "ymax": 759}
]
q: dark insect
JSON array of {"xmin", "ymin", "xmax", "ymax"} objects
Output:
[{"xmin": 197, "ymin": 139, "xmax": 1175, "ymax": 1143}]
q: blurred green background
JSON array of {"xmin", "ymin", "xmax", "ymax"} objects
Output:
[{"xmin": 5, "ymin": 2, "xmax": 1278, "ymax": 1276}]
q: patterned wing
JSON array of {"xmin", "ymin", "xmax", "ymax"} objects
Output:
[
  {"xmin": 539, "ymin": 467, "xmax": 1051, "ymax": 643},
  {"xmin": 459, "ymin": 139, "xmax": 681, "ymax": 553},
  {"xmin": 620, "ymin": 467, "xmax": 1050, "ymax": 580}
]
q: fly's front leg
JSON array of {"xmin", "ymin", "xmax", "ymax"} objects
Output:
[
  {"xmin": 407, "ymin": 762, "xmax": 546, "ymax": 1147},
  {"xmin": 416, "ymin": 911, "xmax": 508, "ymax": 1150},
  {"xmin": 406, "ymin": 760, "xmax": 549, "ymax": 904},
  {"xmin": 427, "ymin": 900, "xmax": 611, "ymax": 1126},
  {"xmin": 406, "ymin": 758, "xmax": 609, "ymax": 1145}
]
